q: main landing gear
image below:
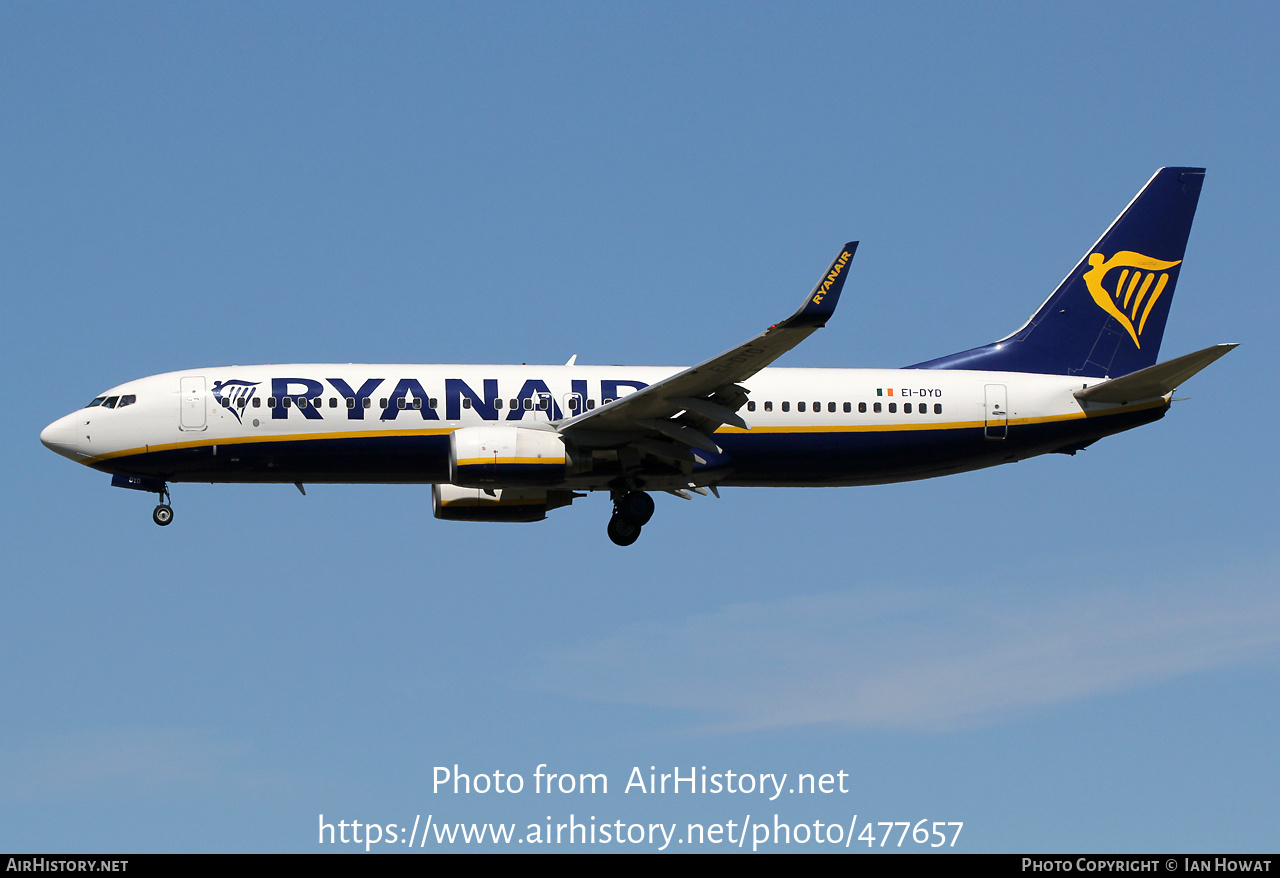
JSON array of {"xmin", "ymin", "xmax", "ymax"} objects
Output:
[
  {"xmin": 152, "ymin": 484, "xmax": 173, "ymax": 527},
  {"xmin": 607, "ymin": 489, "xmax": 654, "ymax": 546}
]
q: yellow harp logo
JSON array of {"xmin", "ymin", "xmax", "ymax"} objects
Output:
[{"xmin": 1082, "ymin": 251, "xmax": 1181, "ymax": 348}]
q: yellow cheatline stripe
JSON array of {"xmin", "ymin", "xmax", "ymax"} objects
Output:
[
  {"xmin": 456, "ymin": 457, "xmax": 566, "ymax": 466},
  {"xmin": 715, "ymin": 420, "xmax": 982, "ymax": 434},
  {"xmin": 713, "ymin": 399, "xmax": 1165, "ymax": 435},
  {"xmin": 441, "ymin": 497, "xmax": 546, "ymax": 507},
  {"xmin": 85, "ymin": 398, "xmax": 1166, "ymax": 464},
  {"xmin": 84, "ymin": 426, "xmax": 457, "ymax": 464}
]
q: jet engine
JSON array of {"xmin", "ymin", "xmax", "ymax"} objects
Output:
[
  {"xmin": 431, "ymin": 483, "xmax": 576, "ymax": 523},
  {"xmin": 449, "ymin": 425, "xmax": 581, "ymax": 487}
]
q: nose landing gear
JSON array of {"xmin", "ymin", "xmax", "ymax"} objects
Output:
[{"xmin": 607, "ymin": 489, "xmax": 654, "ymax": 546}]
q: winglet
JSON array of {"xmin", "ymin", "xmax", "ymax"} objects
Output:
[{"xmin": 787, "ymin": 242, "xmax": 859, "ymax": 327}]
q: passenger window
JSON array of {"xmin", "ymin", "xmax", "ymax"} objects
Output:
[
  {"xmin": 524, "ymin": 398, "xmax": 533, "ymax": 411},
  {"xmin": 253, "ymin": 398, "xmax": 261, "ymax": 408},
  {"xmin": 587, "ymin": 400, "xmax": 596, "ymax": 410},
  {"xmin": 462, "ymin": 398, "xmax": 472, "ymax": 409},
  {"xmin": 904, "ymin": 403, "xmax": 912, "ymax": 413},
  {"xmin": 237, "ymin": 397, "xmax": 246, "ymax": 408},
  {"xmin": 298, "ymin": 397, "xmax": 308, "ymax": 408},
  {"xmin": 397, "ymin": 398, "xmax": 406, "ymax": 409},
  {"xmin": 283, "ymin": 397, "xmax": 292, "ymax": 408},
  {"xmin": 430, "ymin": 398, "xmax": 438, "ymax": 409},
  {"xmin": 889, "ymin": 403, "xmax": 897, "ymax": 413},
  {"xmin": 873, "ymin": 402, "xmax": 881, "ymax": 413},
  {"xmin": 782, "ymin": 402, "xmax": 790, "ymax": 412},
  {"xmin": 813, "ymin": 401, "xmax": 820, "ymax": 411},
  {"xmin": 495, "ymin": 398, "xmax": 504, "ymax": 410},
  {"xmin": 934, "ymin": 403, "xmax": 943, "ymax": 414},
  {"xmin": 604, "ymin": 398, "xmax": 614, "ymax": 405},
  {"xmin": 268, "ymin": 397, "xmax": 277, "ymax": 407},
  {"xmin": 364, "ymin": 398, "xmax": 372, "ymax": 409},
  {"xmin": 329, "ymin": 398, "xmax": 337, "ymax": 408},
  {"xmin": 539, "ymin": 397, "xmax": 549, "ymax": 410},
  {"xmin": 379, "ymin": 398, "xmax": 387, "ymax": 408},
  {"xmin": 510, "ymin": 398, "xmax": 518, "ymax": 409},
  {"xmin": 798, "ymin": 402, "xmax": 806, "ymax": 412},
  {"xmin": 346, "ymin": 398, "xmax": 355, "ymax": 408},
  {"xmin": 764, "ymin": 401, "xmax": 773, "ymax": 412},
  {"xmin": 220, "ymin": 397, "xmax": 231, "ymax": 408},
  {"xmin": 829, "ymin": 402, "xmax": 836, "ymax": 412},
  {"xmin": 858, "ymin": 402, "xmax": 866, "ymax": 413},
  {"xmin": 747, "ymin": 401, "xmax": 756, "ymax": 412}
]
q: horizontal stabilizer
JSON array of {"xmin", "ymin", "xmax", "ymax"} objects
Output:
[{"xmin": 1075, "ymin": 343, "xmax": 1237, "ymax": 404}]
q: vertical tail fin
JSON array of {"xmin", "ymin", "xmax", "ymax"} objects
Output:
[{"xmin": 912, "ymin": 167, "xmax": 1205, "ymax": 377}]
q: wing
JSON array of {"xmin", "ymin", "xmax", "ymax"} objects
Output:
[{"xmin": 557, "ymin": 242, "xmax": 858, "ymax": 461}]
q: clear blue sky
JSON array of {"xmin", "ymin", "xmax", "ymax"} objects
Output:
[{"xmin": 3, "ymin": 1, "xmax": 1277, "ymax": 852}]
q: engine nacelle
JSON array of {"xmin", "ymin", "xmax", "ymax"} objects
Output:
[
  {"xmin": 449, "ymin": 425, "xmax": 574, "ymax": 488},
  {"xmin": 432, "ymin": 483, "xmax": 575, "ymax": 523}
]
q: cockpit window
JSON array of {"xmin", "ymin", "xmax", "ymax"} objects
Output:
[
  {"xmin": 119, "ymin": 395, "xmax": 136, "ymax": 408},
  {"xmin": 102, "ymin": 396, "xmax": 120, "ymax": 409},
  {"xmin": 86, "ymin": 397, "xmax": 106, "ymax": 408}
]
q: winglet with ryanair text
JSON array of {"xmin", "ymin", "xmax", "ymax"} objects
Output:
[{"xmin": 788, "ymin": 242, "xmax": 858, "ymax": 327}]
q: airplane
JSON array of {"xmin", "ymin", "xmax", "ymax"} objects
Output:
[{"xmin": 41, "ymin": 167, "xmax": 1234, "ymax": 546}]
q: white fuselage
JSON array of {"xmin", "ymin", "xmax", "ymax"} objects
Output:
[{"xmin": 40, "ymin": 363, "xmax": 1165, "ymax": 491}]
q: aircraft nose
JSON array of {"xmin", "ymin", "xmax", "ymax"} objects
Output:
[{"xmin": 41, "ymin": 413, "xmax": 86, "ymax": 461}]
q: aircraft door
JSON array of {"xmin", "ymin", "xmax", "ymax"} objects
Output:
[
  {"xmin": 532, "ymin": 391, "xmax": 554, "ymax": 422},
  {"xmin": 180, "ymin": 376, "xmax": 207, "ymax": 431},
  {"xmin": 984, "ymin": 384, "xmax": 1007, "ymax": 439},
  {"xmin": 562, "ymin": 392, "xmax": 584, "ymax": 419},
  {"xmin": 519, "ymin": 391, "xmax": 554, "ymax": 423}
]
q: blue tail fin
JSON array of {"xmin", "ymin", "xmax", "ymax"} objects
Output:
[{"xmin": 911, "ymin": 167, "xmax": 1205, "ymax": 378}]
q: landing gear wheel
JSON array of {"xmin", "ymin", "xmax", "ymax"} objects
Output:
[
  {"xmin": 617, "ymin": 490, "xmax": 655, "ymax": 526},
  {"xmin": 607, "ymin": 513, "xmax": 641, "ymax": 546},
  {"xmin": 153, "ymin": 504, "xmax": 174, "ymax": 526}
]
